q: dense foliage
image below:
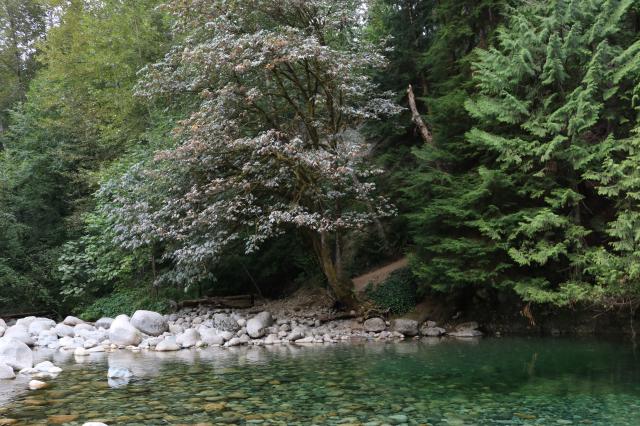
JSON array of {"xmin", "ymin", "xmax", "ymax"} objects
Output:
[
  {"xmin": 1, "ymin": 0, "xmax": 640, "ymax": 317},
  {"xmin": 365, "ymin": 268, "xmax": 417, "ymax": 315}
]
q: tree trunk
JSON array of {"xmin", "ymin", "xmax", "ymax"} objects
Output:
[{"xmin": 311, "ymin": 231, "xmax": 357, "ymax": 308}]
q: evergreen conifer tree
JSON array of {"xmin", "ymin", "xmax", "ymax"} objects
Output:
[{"xmin": 410, "ymin": 0, "xmax": 640, "ymax": 305}]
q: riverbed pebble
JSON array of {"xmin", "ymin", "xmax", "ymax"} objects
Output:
[{"xmin": 28, "ymin": 380, "xmax": 48, "ymax": 390}]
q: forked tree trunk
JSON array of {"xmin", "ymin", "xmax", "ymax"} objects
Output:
[{"xmin": 311, "ymin": 231, "xmax": 357, "ymax": 308}]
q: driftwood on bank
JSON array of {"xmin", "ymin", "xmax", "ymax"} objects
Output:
[
  {"xmin": 0, "ymin": 311, "xmax": 53, "ymax": 320},
  {"xmin": 177, "ymin": 294, "xmax": 255, "ymax": 310},
  {"xmin": 317, "ymin": 311, "xmax": 359, "ymax": 324}
]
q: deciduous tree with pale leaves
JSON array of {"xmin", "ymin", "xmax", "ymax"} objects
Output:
[{"xmin": 103, "ymin": 0, "xmax": 400, "ymax": 305}]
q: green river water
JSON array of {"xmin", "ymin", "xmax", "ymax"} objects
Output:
[{"xmin": 0, "ymin": 337, "xmax": 639, "ymax": 425}]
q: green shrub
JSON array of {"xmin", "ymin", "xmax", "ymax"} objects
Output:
[
  {"xmin": 364, "ymin": 268, "xmax": 417, "ymax": 315},
  {"xmin": 79, "ymin": 287, "xmax": 171, "ymax": 321}
]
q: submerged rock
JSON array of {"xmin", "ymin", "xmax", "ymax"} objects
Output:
[
  {"xmin": 107, "ymin": 367, "xmax": 133, "ymax": 388},
  {"xmin": 74, "ymin": 347, "xmax": 90, "ymax": 357},
  {"xmin": 34, "ymin": 361, "xmax": 62, "ymax": 374},
  {"xmin": 130, "ymin": 310, "xmax": 168, "ymax": 336},
  {"xmin": 28, "ymin": 379, "xmax": 48, "ymax": 390},
  {"xmin": 107, "ymin": 367, "xmax": 133, "ymax": 379}
]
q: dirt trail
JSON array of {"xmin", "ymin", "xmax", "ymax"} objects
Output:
[{"xmin": 352, "ymin": 257, "xmax": 408, "ymax": 293}]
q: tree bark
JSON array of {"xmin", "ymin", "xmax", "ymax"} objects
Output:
[{"xmin": 311, "ymin": 231, "xmax": 357, "ymax": 308}]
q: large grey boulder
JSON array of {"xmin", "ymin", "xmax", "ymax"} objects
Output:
[
  {"xmin": 0, "ymin": 318, "xmax": 6, "ymax": 329},
  {"xmin": 63, "ymin": 316, "xmax": 85, "ymax": 326},
  {"xmin": 95, "ymin": 317, "xmax": 114, "ymax": 330},
  {"xmin": 287, "ymin": 326, "xmax": 307, "ymax": 341},
  {"xmin": 4, "ymin": 325, "xmax": 34, "ymax": 346},
  {"xmin": 364, "ymin": 317, "xmax": 387, "ymax": 333},
  {"xmin": 130, "ymin": 310, "xmax": 168, "ymax": 337},
  {"xmin": 109, "ymin": 315, "xmax": 142, "ymax": 346},
  {"xmin": 213, "ymin": 314, "xmax": 240, "ymax": 332},
  {"xmin": 420, "ymin": 323, "xmax": 446, "ymax": 337},
  {"xmin": 54, "ymin": 323, "xmax": 75, "ymax": 337},
  {"xmin": 246, "ymin": 312, "xmax": 274, "ymax": 338},
  {"xmin": 391, "ymin": 319, "xmax": 419, "ymax": 337},
  {"xmin": 448, "ymin": 321, "xmax": 483, "ymax": 337},
  {"xmin": 0, "ymin": 337, "xmax": 33, "ymax": 370}
]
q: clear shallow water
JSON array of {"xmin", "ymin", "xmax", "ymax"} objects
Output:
[{"xmin": 0, "ymin": 337, "xmax": 639, "ymax": 425}]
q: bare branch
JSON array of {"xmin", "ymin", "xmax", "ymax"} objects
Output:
[{"xmin": 407, "ymin": 84, "xmax": 433, "ymax": 145}]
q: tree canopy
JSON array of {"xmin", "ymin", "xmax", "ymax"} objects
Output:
[{"xmin": 2, "ymin": 0, "xmax": 640, "ymax": 318}]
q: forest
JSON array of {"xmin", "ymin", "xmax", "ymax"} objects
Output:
[{"xmin": 1, "ymin": 0, "xmax": 640, "ymax": 321}]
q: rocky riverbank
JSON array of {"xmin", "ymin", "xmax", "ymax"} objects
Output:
[{"xmin": 0, "ymin": 304, "xmax": 483, "ymax": 385}]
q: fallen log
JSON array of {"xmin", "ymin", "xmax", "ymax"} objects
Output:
[
  {"xmin": 317, "ymin": 311, "xmax": 359, "ymax": 324},
  {"xmin": 177, "ymin": 294, "xmax": 254, "ymax": 310},
  {"xmin": 0, "ymin": 311, "xmax": 53, "ymax": 320}
]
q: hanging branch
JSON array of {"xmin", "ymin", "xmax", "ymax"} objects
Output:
[{"xmin": 407, "ymin": 84, "xmax": 433, "ymax": 145}]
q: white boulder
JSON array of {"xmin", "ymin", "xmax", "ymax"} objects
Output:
[
  {"xmin": 199, "ymin": 328, "xmax": 224, "ymax": 346},
  {"xmin": 109, "ymin": 315, "xmax": 141, "ymax": 346},
  {"xmin": 15, "ymin": 316, "xmax": 36, "ymax": 328},
  {"xmin": 54, "ymin": 323, "xmax": 75, "ymax": 337},
  {"xmin": 28, "ymin": 319, "xmax": 55, "ymax": 336},
  {"xmin": 246, "ymin": 311, "xmax": 273, "ymax": 338},
  {"xmin": 4, "ymin": 325, "xmax": 34, "ymax": 346},
  {"xmin": 176, "ymin": 328, "xmax": 199, "ymax": 348},
  {"xmin": 0, "ymin": 362, "xmax": 15, "ymax": 379},
  {"xmin": 1, "ymin": 338, "xmax": 34, "ymax": 371},
  {"xmin": 155, "ymin": 337, "xmax": 180, "ymax": 352}
]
